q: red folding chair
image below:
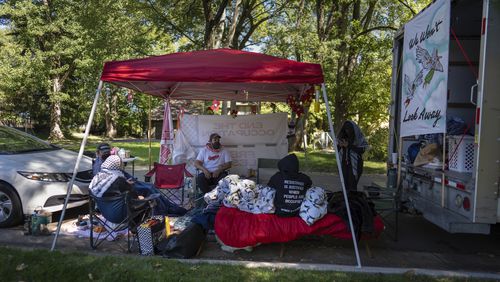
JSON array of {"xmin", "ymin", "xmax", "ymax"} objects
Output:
[{"xmin": 144, "ymin": 162, "xmax": 192, "ymax": 205}]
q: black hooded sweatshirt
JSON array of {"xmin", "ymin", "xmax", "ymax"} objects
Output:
[{"xmin": 268, "ymin": 154, "xmax": 312, "ymax": 217}]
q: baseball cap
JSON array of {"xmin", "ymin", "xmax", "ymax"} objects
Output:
[
  {"xmin": 97, "ymin": 143, "xmax": 111, "ymax": 154},
  {"xmin": 209, "ymin": 133, "xmax": 221, "ymax": 141}
]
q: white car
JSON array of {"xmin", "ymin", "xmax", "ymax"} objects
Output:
[{"xmin": 0, "ymin": 126, "xmax": 93, "ymax": 227}]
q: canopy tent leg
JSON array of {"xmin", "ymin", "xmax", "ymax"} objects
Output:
[
  {"xmin": 148, "ymin": 95, "xmax": 152, "ymax": 170},
  {"xmin": 159, "ymin": 98, "xmax": 174, "ymax": 164},
  {"xmin": 51, "ymin": 80, "xmax": 104, "ymax": 251},
  {"xmin": 321, "ymin": 83, "xmax": 362, "ymax": 268}
]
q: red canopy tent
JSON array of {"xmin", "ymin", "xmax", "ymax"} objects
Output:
[
  {"xmin": 100, "ymin": 48, "xmax": 324, "ymax": 102},
  {"xmin": 52, "ymin": 48, "xmax": 362, "ymax": 267}
]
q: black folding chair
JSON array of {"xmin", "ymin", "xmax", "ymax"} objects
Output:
[
  {"xmin": 256, "ymin": 158, "xmax": 280, "ymax": 184},
  {"xmin": 363, "ymin": 180, "xmax": 402, "ymax": 242},
  {"xmin": 89, "ymin": 192, "xmax": 157, "ymax": 252}
]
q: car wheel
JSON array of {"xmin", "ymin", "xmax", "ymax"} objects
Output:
[{"xmin": 0, "ymin": 184, "xmax": 23, "ymax": 227}]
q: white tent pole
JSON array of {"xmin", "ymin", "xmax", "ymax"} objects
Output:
[
  {"xmin": 321, "ymin": 83, "xmax": 362, "ymax": 268},
  {"xmin": 51, "ymin": 80, "xmax": 104, "ymax": 251}
]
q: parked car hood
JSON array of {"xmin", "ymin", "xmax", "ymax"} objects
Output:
[{"xmin": 2, "ymin": 148, "xmax": 92, "ymax": 173}]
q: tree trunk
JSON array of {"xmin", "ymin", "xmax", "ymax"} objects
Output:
[
  {"xmin": 223, "ymin": 0, "xmax": 241, "ymax": 48},
  {"xmin": 105, "ymin": 90, "xmax": 117, "ymax": 139},
  {"xmin": 48, "ymin": 77, "xmax": 65, "ymax": 140},
  {"xmin": 202, "ymin": 0, "xmax": 229, "ymax": 49},
  {"xmin": 292, "ymin": 116, "xmax": 304, "ymax": 151},
  {"xmin": 333, "ymin": 96, "xmax": 346, "ymax": 134},
  {"xmin": 292, "ymin": 105, "xmax": 310, "ymax": 151}
]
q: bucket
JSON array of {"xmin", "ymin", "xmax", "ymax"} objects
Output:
[{"xmin": 30, "ymin": 208, "xmax": 52, "ymax": 236}]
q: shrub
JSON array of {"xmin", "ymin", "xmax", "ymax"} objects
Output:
[{"xmin": 365, "ymin": 127, "xmax": 388, "ymax": 161}]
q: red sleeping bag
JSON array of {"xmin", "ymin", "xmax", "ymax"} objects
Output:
[{"xmin": 215, "ymin": 206, "xmax": 384, "ymax": 248}]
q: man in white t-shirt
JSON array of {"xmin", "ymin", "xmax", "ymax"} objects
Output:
[{"xmin": 194, "ymin": 133, "xmax": 232, "ymax": 193}]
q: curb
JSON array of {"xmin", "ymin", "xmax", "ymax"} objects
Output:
[{"xmin": 180, "ymin": 259, "xmax": 500, "ymax": 280}]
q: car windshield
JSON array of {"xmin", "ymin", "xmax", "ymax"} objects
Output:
[{"xmin": 0, "ymin": 126, "xmax": 58, "ymax": 154}]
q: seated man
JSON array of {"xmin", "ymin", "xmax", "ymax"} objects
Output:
[
  {"xmin": 92, "ymin": 143, "xmax": 112, "ymax": 176},
  {"xmin": 268, "ymin": 153, "xmax": 312, "ymax": 217},
  {"xmin": 93, "ymin": 143, "xmax": 187, "ymax": 216},
  {"xmin": 194, "ymin": 133, "xmax": 232, "ymax": 194}
]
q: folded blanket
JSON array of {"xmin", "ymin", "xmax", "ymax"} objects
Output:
[{"xmin": 205, "ymin": 174, "xmax": 275, "ymax": 214}]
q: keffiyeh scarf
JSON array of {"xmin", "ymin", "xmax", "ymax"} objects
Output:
[{"xmin": 89, "ymin": 155, "xmax": 124, "ymax": 197}]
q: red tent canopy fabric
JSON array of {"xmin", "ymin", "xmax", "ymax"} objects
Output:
[{"xmin": 100, "ymin": 48, "xmax": 324, "ymax": 102}]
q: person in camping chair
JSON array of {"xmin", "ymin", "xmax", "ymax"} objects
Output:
[
  {"xmin": 194, "ymin": 133, "xmax": 232, "ymax": 193},
  {"xmin": 90, "ymin": 155, "xmax": 140, "ymax": 199},
  {"xmin": 92, "ymin": 143, "xmax": 187, "ymax": 216},
  {"xmin": 93, "ymin": 143, "xmax": 153, "ymax": 195},
  {"xmin": 89, "ymin": 155, "xmax": 150, "ymax": 226},
  {"xmin": 268, "ymin": 153, "xmax": 312, "ymax": 217},
  {"xmin": 337, "ymin": 120, "xmax": 368, "ymax": 191}
]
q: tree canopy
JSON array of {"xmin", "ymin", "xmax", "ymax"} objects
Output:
[{"xmin": 0, "ymin": 0, "xmax": 431, "ymax": 159}]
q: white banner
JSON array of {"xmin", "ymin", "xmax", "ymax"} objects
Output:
[
  {"xmin": 401, "ymin": 0, "xmax": 450, "ymax": 137},
  {"xmin": 178, "ymin": 113, "xmax": 288, "ymax": 176}
]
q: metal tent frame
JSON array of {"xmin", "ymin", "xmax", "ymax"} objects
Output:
[{"xmin": 50, "ymin": 49, "xmax": 362, "ymax": 267}]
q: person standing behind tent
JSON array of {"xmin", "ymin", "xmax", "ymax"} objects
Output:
[
  {"xmin": 268, "ymin": 153, "xmax": 312, "ymax": 217},
  {"xmin": 194, "ymin": 133, "xmax": 232, "ymax": 193},
  {"xmin": 337, "ymin": 120, "xmax": 368, "ymax": 191}
]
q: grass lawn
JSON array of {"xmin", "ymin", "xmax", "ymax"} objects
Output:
[
  {"xmin": 295, "ymin": 151, "xmax": 386, "ymax": 174},
  {"xmin": 55, "ymin": 138, "xmax": 160, "ymax": 167},
  {"xmin": 53, "ymin": 134, "xmax": 386, "ymax": 174},
  {"xmin": 0, "ymin": 247, "xmax": 473, "ymax": 282}
]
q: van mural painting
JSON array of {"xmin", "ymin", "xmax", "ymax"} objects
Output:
[{"xmin": 401, "ymin": 0, "xmax": 450, "ymax": 137}]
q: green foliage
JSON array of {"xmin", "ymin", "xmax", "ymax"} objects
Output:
[
  {"xmin": 261, "ymin": 0, "xmax": 436, "ymax": 149},
  {"xmin": 0, "ymin": 0, "xmax": 174, "ymax": 137},
  {"xmin": 364, "ymin": 127, "xmax": 389, "ymax": 162},
  {"xmin": 1, "ymin": 0, "xmax": 433, "ymax": 148}
]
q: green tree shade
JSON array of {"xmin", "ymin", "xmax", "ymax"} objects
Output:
[
  {"xmin": 1, "ymin": 0, "xmax": 431, "ymax": 148},
  {"xmin": 261, "ymin": 0, "xmax": 431, "ymax": 156},
  {"xmin": 0, "ymin": 0, "xmax": 174, "ymax": 138}
]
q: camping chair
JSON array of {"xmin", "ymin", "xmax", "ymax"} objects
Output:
[
  {"xmin": 89, "ymin": 191, "xmax": 157, "ymax": 252},
  {"xmin": 193, "ymin": 168, "xmax": 230, "ymax": 208},
  {"xmin": 145, "ymin": 162, "xmax": 192, "ymax": 206},
  {"xmin": 363, "ymin": 179, "xmax": 402, "ymax": 242},
  {"xmin": 256, "ymin": 158, "xmax": 280, "ymax": 184}
]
